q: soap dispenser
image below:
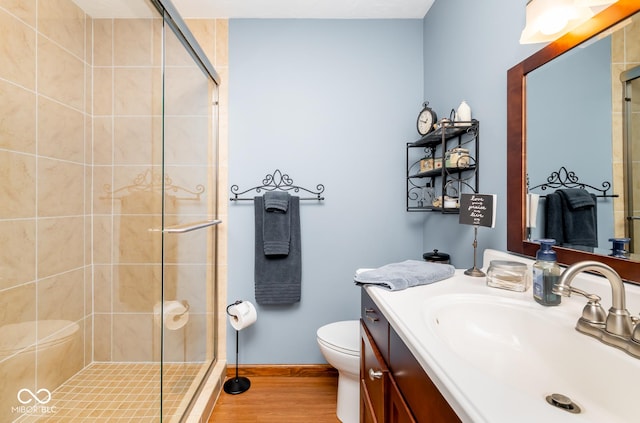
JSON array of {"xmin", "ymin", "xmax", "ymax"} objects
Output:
[
  {"xmin": 609, "ymin": 237, "xmax": 631, "ymax": 259},
  {"xmin": 533, "ymin": 239, "xmax": 561, "ymax": 306}
]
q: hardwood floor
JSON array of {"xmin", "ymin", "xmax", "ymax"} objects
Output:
[{"xmin": 208, "ymin": 365, "xmax": 341, "ymax": 423}]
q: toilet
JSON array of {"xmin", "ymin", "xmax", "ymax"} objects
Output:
[{"xmin": 317, "ymin": 320, "xmax": 360, "ymax": 423}]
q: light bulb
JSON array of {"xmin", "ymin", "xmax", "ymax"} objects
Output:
[{"xmin": 537, "ymin": 6, "xmax": 572, "ymax": 35}]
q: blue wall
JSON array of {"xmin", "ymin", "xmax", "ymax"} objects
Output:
[
  {"xmin": 419, "ymin": 0, "xmax": 539, "ymax": 267},
  {"xmin": 227, "ymin": 0, "xmax": 560, "ymax": 364},
  {"xmin": 228, "ymin": 19, "xmax": 424, "ymax": 364}
]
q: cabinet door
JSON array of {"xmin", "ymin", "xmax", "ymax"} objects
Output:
[
  {"xmin": 389, "ymin": 329, "xmax": 460, "ymax": 423},
  {"xmin": 360, "ymin": 380, "xmax": 377, "ymax": 423},
  {"xmin": 361, "ymin": 321, "xmax": 388, "ymax": 423},
  {"xmin": 388, "ymin": 376, "xmax": 416, "ymax": 423}
]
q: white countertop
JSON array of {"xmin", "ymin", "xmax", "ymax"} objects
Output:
[{"xmin": 364, "ymin": 249, "xmax": 640, "ymax": 423}]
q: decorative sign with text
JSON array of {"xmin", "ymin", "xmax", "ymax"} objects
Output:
[{"xmin": 459, "ymin": 193, "xmax": 496, "ymax": 228}]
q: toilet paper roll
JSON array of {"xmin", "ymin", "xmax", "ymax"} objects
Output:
[
  {"xmin": 153, "ymin": 300, "xmax": 189, "ymax": 331},
  {"xmin": 227, "ymin": 301, "xmax": 257, "ymax": 331}
]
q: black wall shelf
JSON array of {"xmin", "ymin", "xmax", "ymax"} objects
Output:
[{"xmin": 406, "ymin": 120, "xmax": 479, "ymax": 213}]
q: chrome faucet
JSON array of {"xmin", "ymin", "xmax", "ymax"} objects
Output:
[{"xmin": 554, "ymin": 260, "xmax": 640, "ymax": 359}]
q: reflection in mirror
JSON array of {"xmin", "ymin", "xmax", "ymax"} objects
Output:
[
  {"xmin": 526, "ymin": 34, "xmax": 616, "ymax": 256},
  {"xmin": 622, "ymin": 66, "xmax": 640, "ymax": 256},
  {"xmin": 507, "ymin": 0, "xmax": 640, "ymax": 284}
]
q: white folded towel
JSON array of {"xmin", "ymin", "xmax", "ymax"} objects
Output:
[{"xmin": 527, "ymin": 193, "xmax": 540, "ymax": 228}]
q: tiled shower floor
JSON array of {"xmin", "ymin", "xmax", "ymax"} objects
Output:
[{"xmin": 14, "ymin": 362, "xmax": 205, "ymax": 422}]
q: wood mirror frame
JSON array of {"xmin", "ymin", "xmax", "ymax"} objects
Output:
[{"xmin": 507, "ymin": 0, "xmax": 640, "ymax": 284}]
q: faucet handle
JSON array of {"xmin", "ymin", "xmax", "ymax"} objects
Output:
[
  {"xmin": 632, "ymin": 318, "xmax": 640, "ymax": 344},
  {"xmin": 561, "ymin": 285, "xmax": 602, "ymax": 302},
  {"xmin": 580, "ymin": 296, "xmax": 606, "ymax": 325}
]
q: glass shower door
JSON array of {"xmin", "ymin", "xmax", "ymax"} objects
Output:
[
  {"xmin": 160, "ymin": 13, "xmax": 219, "ymax": 420},
  {"xmin": 623, "ymin": 66, "xmax": 640, "ymax": 256}
]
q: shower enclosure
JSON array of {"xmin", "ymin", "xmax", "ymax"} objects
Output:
[
  {"xmin": 623, "ymin": 65, "xmax": 640, "ymax": 254},
  {"xmin": 0, "ymin": 0, "xmax": 221, "ymax": 421}
]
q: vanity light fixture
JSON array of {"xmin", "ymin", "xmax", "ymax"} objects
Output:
[
  {"xmin": 519, "ymin": 0, "xmax": 618, "ymax": 44},
  {"xmin": 574, "ymin": 0, "xmax": 618, "ymax": 6}
]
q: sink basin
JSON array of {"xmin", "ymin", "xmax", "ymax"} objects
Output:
[{"xmin": 422, "ymin": 294, "xmax": 640, "ymax": 422}]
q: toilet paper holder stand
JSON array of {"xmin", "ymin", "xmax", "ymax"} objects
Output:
[{"xmin": 224, "ymin": 300, "xmax": 251, "ymax": 395}]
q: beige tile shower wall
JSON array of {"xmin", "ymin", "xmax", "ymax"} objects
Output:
[
  {"xmin": 186, "ymin": 17, "xmax": 229, "ymax": 364},
  {"xmin": 163, "ymin": 21, "xmax": 213, "ymax": 364},
  {"xmin": 92, "ymin": 17, "xmax": 164, "ymax": 362},
  {"xmin": 612, "ymin": 18, "xmax": 640, "ymax": 251},
  {"xmin": 182, "ymin": 18, "xmax": 229, "ymax": 422},
  {"xmin": 92, "ymin": 17, "xmax": 228, "ymax": 365},
  {"xmin": 0, "ymin": 0, "xmax": 90, "ymax": 419},
  {"xmin": 0, "ymin": 5, "xmax": 226, "ymax": 418}
]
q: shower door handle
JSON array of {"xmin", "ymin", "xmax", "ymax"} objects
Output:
[
  {"xmin": 628, "ymin": 216, "xmax": 640, "ymax": 220},
  {"xmin": 162, "ymin": 219, "xmax": 222, "ymax": 233}
]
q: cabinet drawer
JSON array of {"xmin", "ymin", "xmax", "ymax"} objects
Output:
[
  {"xmin": 389, "ymin": 328, "xmax": 460, "ymax": 423},
  {"xmin": 361, "ymin": 321, "xmax": 388, "ymax": 423},
  {"xmin": 361, "ymin": 289, "xmax": 389, "ymax": 361}
]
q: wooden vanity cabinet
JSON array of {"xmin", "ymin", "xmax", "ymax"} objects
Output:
[
  {"xmin": 361, "ymin": 320, "xmax": 414, "ymax": 423},
  {"xmin": 389, "ymin": 328, "xmax": 460, "ymax": 423},
  {"xmin": 361, "ymin": 322, "xmax": 389, "ymax": 422},
  {"xmin": 361, "ymin": 289, "xmax": 461, "ymax": 423}
]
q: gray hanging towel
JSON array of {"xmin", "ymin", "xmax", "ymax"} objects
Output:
[
  {"xmin": 262, "ymin": 191, "xmax": 291, "ymax": 256},
  {"xmin": 558, "ymin": 188, "xmax": 595, "ymax": 209},
  {"xmin": 254, "ymin": 195, "xmax": 301, "ymax": 305},
  {"xmin": 264, "ymin": 191, "xmax": 290, "ymax": 212},
  {"xmin": 545, "ymin": 189, "xmax": 598, "ymax": 248},
  {"xmin": 545, "ymin": 192, "xmax": 564, "ymax": 245},
  {"xmin": 557, "ymin": 189, "xmax": 598, "ymax": 247}
]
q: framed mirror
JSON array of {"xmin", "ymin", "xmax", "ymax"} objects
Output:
[{"xmin": 507, "ymin": 0, "xmax": 640, "ymax": 283}]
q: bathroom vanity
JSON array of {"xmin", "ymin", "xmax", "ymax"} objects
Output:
[
  {"xmin": 360, "ymin": 289, "xmax": 459, "ymax": 422},
  {"xmin": 360, "ymin": 249, "xmax": 640, "ymax": 423}
]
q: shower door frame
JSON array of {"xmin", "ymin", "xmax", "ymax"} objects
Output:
[
  {"xmin": 149, "ymin": 0, "xmax": 221, "ymax": 419},
  {"xmin": 622, "ymin": 65, "xmax": 640, "ymax": 254},
  {"xmin": 151, "ymin": 0, "xmax": 220, "ymax": 85}
]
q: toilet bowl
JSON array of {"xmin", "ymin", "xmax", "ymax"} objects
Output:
[{"xmin": 317, "ymin": 320, "xmax": 360, "ymax": 423}]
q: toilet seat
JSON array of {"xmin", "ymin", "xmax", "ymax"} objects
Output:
[{"xmin": 317, "ymin": 320, "xmax": 359, "ymax": 356}]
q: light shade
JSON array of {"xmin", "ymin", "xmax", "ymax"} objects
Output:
[
  {"xmin": 519, "ymin": 0, "xmax": 617, "ymax": 44},
  {"xmin": 574, "ymin": 0, "xmax": 618, "ymax": 6}
]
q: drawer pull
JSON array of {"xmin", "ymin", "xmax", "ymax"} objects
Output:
[
  {"xmin": 368, "ymin": 368, "xmax": 383, "ymax": 381},
  {"xmin": 364, "ymin": 308, "xmax": 379, "ymax": 323}
]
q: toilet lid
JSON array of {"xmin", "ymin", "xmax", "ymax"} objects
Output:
[{"xmin": 317, "ymin": 320, "xmax": 359, "ymax": 354}]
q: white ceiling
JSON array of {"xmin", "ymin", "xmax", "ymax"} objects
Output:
[
  {"xmin": 73, "ymin": 0, "xmax": 435, "ymax": 19},
  {"xmin": 172, "ymin": 0, "xmax": 435, "ymax": 19}
]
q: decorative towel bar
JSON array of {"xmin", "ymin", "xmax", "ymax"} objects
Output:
[
  {"xmin": 527, "ymin": 166, "xmax": 618, "ymax": 198},
  {"xmin": 102, "ymin": 168, "xmax": 205, "ymax": 200},
  {"xmin": 230, "ymin": 169, "xmax": 325, "ymax": 201}
]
